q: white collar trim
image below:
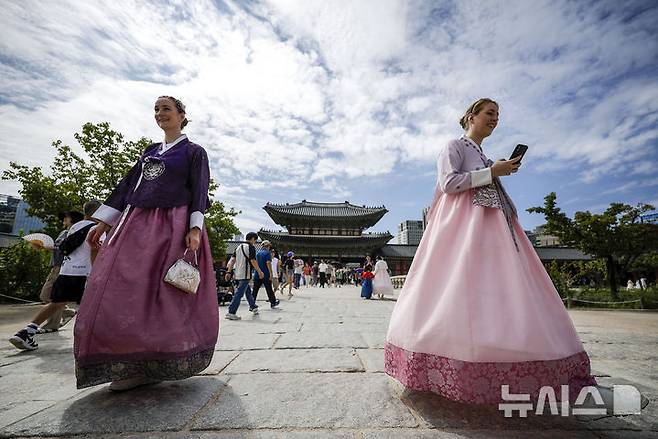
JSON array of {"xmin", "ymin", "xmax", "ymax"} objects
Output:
[{"xmin": 158, "ymin": 134, "xmax": 187, "ymax": 155}]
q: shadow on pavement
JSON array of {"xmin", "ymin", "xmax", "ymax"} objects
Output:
[
  {"xmin": 2, "ymin": 376, "xmax": 240, "ymax": 437},
  {"xmin": 399, "ymin": 388, "xmax": 648, "ymax": 433}
]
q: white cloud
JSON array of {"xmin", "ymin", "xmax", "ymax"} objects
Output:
[{"xmin": 1, "ymin": 0, "xmax": 657, "ymax": 233}]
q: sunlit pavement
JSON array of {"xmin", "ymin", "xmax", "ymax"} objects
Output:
[{"xmin": 1, "ymin": 286, "xmax": 656, "ymax": 438}]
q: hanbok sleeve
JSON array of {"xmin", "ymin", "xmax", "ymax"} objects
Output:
[
  {"xmin": 437, "ymin": 141, "xmax": 492, "ymax": 194},
  {"xmin": 93, "ymin": 160, "xmax": 142, "ymax": 226},
  {"xmin": 189, "ymin": 146, "xmax": 211, "ymax": 230}
]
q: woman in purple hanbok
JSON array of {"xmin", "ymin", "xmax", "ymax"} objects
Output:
[
  {"xmin": 75, "ymin": 96, "xmax": 218, "ymax": 391},
  {"xmin": 384, "ymin": 98, "xmax": 597, "ymax": 404}
]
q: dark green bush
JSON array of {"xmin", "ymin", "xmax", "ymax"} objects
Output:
[{"xmin": 0, "ymin": 241, "xmax": 50, "ymax": 303}]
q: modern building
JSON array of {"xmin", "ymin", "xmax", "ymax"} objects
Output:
[
  {"xmin": 258, "ymin": 200, "xmax": 392, "ymax": 260},
  {"xmin": 0, "ymin": 194, "xmax": 20, "ymax": 233},
  {"xmin": 531, "ymin": 225, "xmax": 561, "ymax": 247},
  {"xmin": 0, "ymin": 195, "xmax": 47, "ymax": 246},
  {"xmin": 421, "ymin": 207, "xmax": 430, "ymax": 231},
  {"xmin": 12, "ymin": 200, "xmax": 46, "ymax": 235},
  {"xmin": 396, "ymin": 220, "xmax": 424, "ymax": 245}
]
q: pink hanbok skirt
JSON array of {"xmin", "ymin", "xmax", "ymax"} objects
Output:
[
  {"xmin": 373, "ymin": 270, "xmax": 394, "ymax": 295},
  {"xmin": 74, "ymin": 206, "xmax": 219, "ymax": 388},
  {"xmin": 384, "ymin": 189, "xmax": 596, "ymax": 404}
]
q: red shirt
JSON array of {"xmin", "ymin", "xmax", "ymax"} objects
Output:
[{"xmin": 361, "ymin": 271, "xmax": 374, "ymax": 280}]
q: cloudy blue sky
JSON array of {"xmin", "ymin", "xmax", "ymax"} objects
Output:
[{"xmin": 1, "ymin": 0, "xmax": 657, "ymax": 238}]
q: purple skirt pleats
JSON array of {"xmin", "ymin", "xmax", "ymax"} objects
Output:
[{"xmin": 74, "ymin": 206, "xmax": 219, "ymax": 388}]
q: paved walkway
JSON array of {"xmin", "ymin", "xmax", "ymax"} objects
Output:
[{"xmin": 0, "ymin": 286, "xmax": 656, "ymax": 438}]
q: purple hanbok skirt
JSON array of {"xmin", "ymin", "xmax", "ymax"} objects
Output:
[{"xmin": 74, "ymin": 206, "xmax": 219, "ymax": 388}]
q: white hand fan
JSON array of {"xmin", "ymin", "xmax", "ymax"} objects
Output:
[{"xmin": 22, "ymin": 233, "xmax": 55, "ymax": 248}]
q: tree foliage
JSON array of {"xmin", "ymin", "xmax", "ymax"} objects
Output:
[
  {"xmin": 0, "ymin": 240, "xmax": 51, "ymax": 302},
  {"xmin": 528, "ymin": 192, "xmax": 658, "ymax": 299},
  {"xmin": 2, "ymin": 122, "xmax": 239, "ymax": 258}
]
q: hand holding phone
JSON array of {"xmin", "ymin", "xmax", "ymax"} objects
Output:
[{"xmin": 509, "ymin": 144, "xmax": 528, "ymax": 164}]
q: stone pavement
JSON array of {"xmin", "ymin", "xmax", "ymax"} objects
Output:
[{"xmin": 0, "ymin": 286, "xmax": 657, "ymax": 438}]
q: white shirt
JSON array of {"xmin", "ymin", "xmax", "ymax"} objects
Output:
[
  {"xmin": 271, "ymin": 257, "xmax": 279, "ymax": 275},
  {"xmin": 59, "ymin": 220, "xmax": 96, "ymax": 276},
  {"xmin": 319, "ymin": 263, "xmax": 328, "ymax": 273},
  {"xmin": 233, "ymin": 243, "xmax": 254, "ymax": 280}
]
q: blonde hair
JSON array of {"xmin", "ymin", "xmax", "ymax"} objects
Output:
[{"xmin": 459, "ymin": 98, "xmax": 498, "ymax": 129}]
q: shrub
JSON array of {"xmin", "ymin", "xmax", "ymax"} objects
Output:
[{"xmin": 0, "ymin": 241, "xmax": 50, "ymax": 303}]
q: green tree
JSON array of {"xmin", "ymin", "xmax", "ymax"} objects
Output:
[
  {"xmin": 2, "ymin": 122, "xmax": 238, "ymax": 258},
  {"xmin": 629, "ymin": 250, "xmax": 658, "ymax": 277},
  {"xmin": 0, "ymin": 240, "xmax": 51, "ymax": 301},
  {"xmin": 528, "ymin": 192, "xmax": 658, "ymax": 299}
]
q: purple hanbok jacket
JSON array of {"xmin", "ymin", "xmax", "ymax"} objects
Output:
[{"xmin": 94, "ymin": 137, "xmax": 210, "ymax": 230}]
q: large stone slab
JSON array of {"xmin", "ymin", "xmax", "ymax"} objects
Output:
[
  {"xmin": 399, "ymin": 388, "xmax": 592, "ymax": 431},
  {"xmin": 362, "ymin": 429, "xmax": 601, "ymax": 438},
  {"xmin": 198, "ymin": 351, "xmax": 241, "ymax": 375},
  {"xmin": 301, "ymin": 322, "xmax": 387, "ymax": 334},
  {"xmin": 0, "ymin": 355, "xmax": 90, "ymax": 427},
  {"xmin": 575, "ymin": 377, "xmax": 658, "ymax": 433},
  {"xmin": 191, "ymin": 373, "xmax": 418, "ymax": 429},
  {"xmin": 274, "ymin": 331, "xmax": 368, "ymax": 349},
  {"xmin": 1, "ymin": 377, "xmax": 226, "ymax": 437},
  {"xmin": 217, "ymin": 333, "xmax": 280, "ymax": 351},
  {"xmin": 356, "ymin": 349, "xmax": 385, "ymax": 372},
  {"xmin": 0, "ymin": 400, "xmax": 58, "ymax": 430},
  {"xmin": 361, "ymin": 332, "xmax": 387, "ymax": 349},
  {"xmin": 91, "ymin": 431, "xmax": 347, "ymax": 439},
  {"xmin": 223, "ymin": 349, "xmax": 363, "ymax": 374},
  {"xmin": 0, "ymin": 348, "xmax": 35, "ymax": 368}
]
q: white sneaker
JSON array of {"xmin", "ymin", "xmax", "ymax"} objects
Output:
[
  {"xmin": 249, "ymin": 307, "xmax": 259, "ymax": 315},
  {"xmin": 109, "ymin": 377, "xmax": 161, "ymax": 392},
  {"xmin": 225, "ymin": 313, "xmax": 241, "ymax": 320}
]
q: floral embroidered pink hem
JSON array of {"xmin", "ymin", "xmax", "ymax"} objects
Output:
[{"xmin": 384, "ymin": 342, "xmax": 596, "ymax": 404}]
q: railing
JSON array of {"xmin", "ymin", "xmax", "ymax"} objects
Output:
[{"xmin": 391, "ymin": 275, "xmax": 406, "ymax": 289}]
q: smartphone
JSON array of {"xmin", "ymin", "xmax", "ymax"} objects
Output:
[{"xmin": 509, "ymin": 144, "xmax": 528, "ymax": 163}]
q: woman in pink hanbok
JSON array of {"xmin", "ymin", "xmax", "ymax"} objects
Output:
[
  {"xmin": 373, "ymin": 256, "xmax": 394, "ymax": 299},
  {"xmin": 384, "ymin": 98, "xmax": 597, "ymax": 404}
]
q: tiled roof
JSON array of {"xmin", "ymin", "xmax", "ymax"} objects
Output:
[
  {"xmin": 534, "ymin": 247, "xmax": 591, "ymax": 261},
  {"xmin": 380, "ymin": 245, "xmax": 592, "ymax": 261},
  {"xmin": 258, "ymin": 230, "xmax": 392, "ymax": 242},
  {"xmin": 264, "ymin": 200, "xmax": 387, "ymax": 218},
  {"xmin": 380, "ymin": 244, "xmax": 419, "ymax": 258}
]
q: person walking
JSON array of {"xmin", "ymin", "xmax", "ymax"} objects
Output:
[
  {"xmin": 293, "ymin": 257, "xmax": 304, "ymax": 289},
  {"xmin": 311, "ymin": 261, "xmax": 319, "ymax": 286},
  {"xmin": 279, "ymin": 251, "xmax": 295, "ymax": 298},
  {"xmin": 384, "ymin": 98, "xmax": 598, "ymax": 405},
  {"xmin": 303, "ymin": 262, "xmax": 312, "ymax": 288},
  {"xmin": 77, "ymin": 96, "xmax": 218, "ymax": 391},
  {"xmin": 32, "ymin": 211, "xmax": 82, "ymax": 333},
  {"xmin": 335, "ymin": 268, "xmax": 344, "ymax": 288},
  {"xmin": 10, "ymin": 201, "xmax": 101, "ymax": 350},
  {"xmin": 318, "ymin": 260, "xmax": 328, "ymax": 288},
  {"xmin": 252, "ymin": 240, "xmax": 281, "ymax": 309},
  {"xmin": 271, "ymin": 249, "xmax": 281, "ymax": 292},
  {"xmin": 373, "ymin": 256, "xmax": 394, "ymax": 299},
  {"xmin": 360, "ymin": 265, "xmax": 374, "ymax": 299},
  {"xmin": 226, "ymin": 232, "xmax": 263, "ymax": 319}
]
